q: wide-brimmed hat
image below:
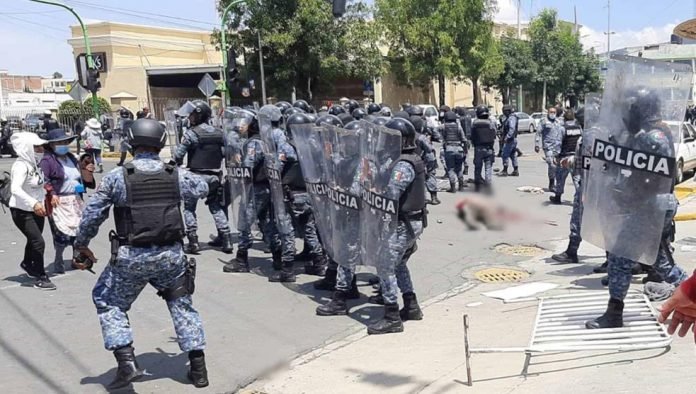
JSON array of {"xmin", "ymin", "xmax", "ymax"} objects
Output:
[
  {"xmin": 45, "ymin": 128, "xmax": 77, "ymax": 143},
  {"xmin": 86, "ymin": 118, "xmax": 101, "ymax": 129}
]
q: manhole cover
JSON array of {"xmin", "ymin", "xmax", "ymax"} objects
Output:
[
  {"xmin": 474, "ymin": 268, "xmax": 529, "ymax": 283},
  {"xmin": 494, "ymin": 243, "xmax": 545, "ymax": 257}
]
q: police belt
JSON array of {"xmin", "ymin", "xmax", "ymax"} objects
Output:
[
  {"xmin": 109, "ymin": 230, "xmax": 179, "ymax": 250},
  {"xmin": 474, "ymin": 143, "xmax": 495, "ymax": 149},
  {"xmin": 190, "ymin": 169, "xmax": 222, "ymax": 176}
]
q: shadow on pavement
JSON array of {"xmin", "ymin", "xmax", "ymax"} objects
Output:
[
  {"xmin": 80, "ymin": 348, "xmax": 190, "ymax": 391},
  {"xmin": 343, "ymin": 368, "xmax": 429, "ymax": 389},
  {"xmin": 569, "ymin": 277, "xmax": 606, "ymax": 290},
  {"xmin": 2, "ymin": 273, "xmax": 37, "ymax": 286},
  {"xmin": 543, "ymin": 263, "xmax": 595, "ymax": 277}
]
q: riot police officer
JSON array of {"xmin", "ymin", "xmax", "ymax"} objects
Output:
[
  {"xmin": 73, "ymin": 119, "xmax": 209, "ymax": 389},
  {"xmin": 174, "ymin": 100, "xmax": 233, "ymax": 255},
  {"xmin": 366, "ymin": 103, "xmax": 381, "ymax": 115},
  {"xmin": 365, "ymin": 118, "xmax": 426, "ymax": 335},
  {"xmin": 395, "ymin": 111, "xmax": 440, "ymax": 205},
  {"xmin": 223, "ymin": 112, "xmax": 282, "ymax": 273},
  {"xmin": 293, "ymin": 99, "xmax": 312, "ymax": 113},
  {"xmin": 499, "ymin": 105, "xmax": 519, "ymax": 176},
  {"xmin": 471, "ymin": 105, "xmax": 497, "ymax": 192},
  {"xmin": 328, "ymin": 105, "xmax": 346, "ymax": 116},
  {"xmin": 535, "ymin": 106, "xmax": 563, "ymax": 190},
  {"xmin": 550, "ymin": 110, "xmax": 582, "ymax": 204},
  {"xmin": 441, "ymin": 111, "xmax": 467, "ymax": 192},
  {"xmin": 344, "ymin": 99, "xmax": 360, "ymax": 114},
  {"xmin": 116, "ymin": 108, "xmax": 133, "ymax": 167},
  {"xmin": 352, "ymin": 108, "xmax": 367, "ymax": 120}
]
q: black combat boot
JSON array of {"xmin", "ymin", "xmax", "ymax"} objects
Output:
[
  {"xmin": 585, "ymin": 298, "xmax": 624, "ymax": 329},
  {"xmin": 187, "ymin": 350, "xmax": 209, "ymax": 388},
  {"xmin": 429, "ymin": 192, "xmax": 441, "ymax": 205},
  {"xmin": 108, "ymin": 345, "xmax": 146, "ymax": 390},
  {"xmin": 222, "ymin": 250, "xmax": 249, "ymax": 273},
  {"xmin": 548, "ymin": 178, "xmax": 555, "ymax": 192},
  {"xmin": 316, "ymin": 291, "xmax": 348, "ymax": 316},
  {"xmin": 458, "ymin": 177, "xmax": 466, "ymax": 191},
  {"xmin": 399, "ymin": 292, "xmax": 423, "ymax": 321},
  {"xmin": 269, "ymin": 262, "xmax": 296, "ymax": 283},
  {"xmin": 551, "ymin": 250, "xmax": 579, "ymax": 264},
  {"xmin": 511, "ymin": 167, "xmax": 519, "ymax": 177},
  {"xmin": 593, "ymin": 260, "xmax": 609, "ymax": 273},
  {"xmin": 207, "ymin": 232, "xmax": 223, "ymax": 247},
  {"xmin": 305, "ymin": 254, "xmax": 328, "ymax": 276},
  {"xmin": 294, "ymin": 241, "xmax": 312, "ymax": 261},
  {"xmin": 549, "ymin": 195, "xmax": 562, "ymax": 204},
  {"xmin": 368, "ymin": 287, "xmax": 385, "ymax": 305},
  {"xmin": 221, "ymin": 232, "xmax": 234, "ymax": 254},
  {"xmin": 185, "ymin": 232, "xmax": 200, "ymax": 254},
  {"xmin": 314, "ymin": 266, "xmax": 337, "ymax": 291},
  {"xmin": 499, "ymin": 166, "xmax": 508, "ymax": 176},
  {"xmin": 346, "ymin": 275, "xmax": 360, "ymax": 300},
  {"xmin": 368, "ymin": 303, "xmax": 404, "ymax": 335},
  {"xmin": 272, "ymin": 250, "xmax": 282, "ymax": 271},
  {"xmin": 448, "ymin": 181, "xmax": 456, "ymax": 193}
]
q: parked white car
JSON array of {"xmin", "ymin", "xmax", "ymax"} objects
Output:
[
  {"xmin": 418, "ymin": 104, "xmax": 440, "ymax": 129},
  {"xmin": 515, "ymin": 112, "xmax": 536, "ymax": 134},
  {"xmin": 666, "ymin": 121, "xmax": 696, "ymax": 184},
  {"xmin": 531, "ymin": 112, "xmax": 545, "ymax": 132}
]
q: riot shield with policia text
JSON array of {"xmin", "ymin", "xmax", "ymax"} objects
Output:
[
  {"xmin": 581, "ymin": 55, "xmax": 692, "ymax": 265},
  {"xmin": 358, "ymin": 121, "xmax": 403, "ymax": 274},
  {"xmin": 291, "ymin": 123, "xmax": 334, "ymax": 261},
  {"xmin": 259, "ymin": 114, "xmax": 293, "ymax": 236}
]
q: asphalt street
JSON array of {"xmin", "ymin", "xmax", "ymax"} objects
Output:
[{"xmin": 0, "ymin": 134, "xmax": 613, "ymax": 393}]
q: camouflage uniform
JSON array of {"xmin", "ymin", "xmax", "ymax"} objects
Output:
[
  {"xmin": 378, "ymin": 160, "xmax": 423, "ymax": 305},
  {"xmin": 237, "ymin": 137, "xmax": 280, "ymax": 253},
  {"xmin": 277, "ymin": 140, "xmax": 323, "ymax": 263},
  {"xmin": 174, "ymin": 128, "xmax": 230, "ymax": 235},
  {"xmin": 415, "ymin": 134, "xmax": 438, "ymax": 193},
  {"xmin": 75, "ymin": 152, "xmax": 207, "ymax": 352},
  {"xmin": 501, "ymin": 115, "xmax": 519, "ymax": 169},
  {"xmin": 554, "ymin": 121, "xmax": 583, "ymax": 197},
  {"xmin": 535, "ymin": 118, "xmax": 563, "ymax": 181}
]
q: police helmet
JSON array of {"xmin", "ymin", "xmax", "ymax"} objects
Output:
[
  {"xmin": 306, "ymin": 113, "xmax": 318, "ymax": 123},
  {"xmin": 410, "ymin": 116, "xmax": 425, "ymax": 133},
  {"xmin": 393, "ymin": 111, "xmax": 410, "ymax": 120},
  {"xmin": 293, "ymin": 99, "xmax": 312, "ymax": 113},
  {"xmin": 366, "ymin": 103, "xmax": 381, "ymax": 115},
  {"xmin": 444, "ymin": 111, "xmax": 458, "ymax": 123},
  {"xmin": 179, "ymin": 100, "xmax": 212, "ymax": 126},
  {"xmin": 380, "ymin": 107, "xmax": 392, "ymax": 117},
  {"xmin": 352, "ymin": 108, "xmax": 367, "ymax": 120},
  {"xmin": 622, "ymin": 86, "xmax": 661, "ymax": 133},
  {"xmin": 128, "ymin": 119, "xmax": 167, "ymax": 149},
  {"xmin": 372, "ymin": 116, "xmax": 390, "ymax": 126},
  {"xmin": 439, "ymin": 105, "xmax": 451, "ymax": 113},
  {"xmin": 283, "ymin": 107, "xmax": 305, "ymax": 118},
  {"xmin": 401, "ymin": 102, "xmax": 412, "ymax": 111},
  {"xmin": 328, "ymin": 105, "xmax": 346, "ymax": 116},
  {"xmin": 286, "ymin": 112, "xmax": 313, "ymax": 127},
  {"xmin": 344, "ymin": 99, "xmax": 360, "ymax": 114},
  {"xmin": 384, "ymin": 118, "xmax": 416, "ymax": 151},
  {"xmin": 407, "ymin": 105, "xmax": 424, "ymax": 117},
  {"xmin": 502, "ymin": 105, "xmax": 514, "ymax": 116},
  {"xmin": 119, "ymin": 108, "xmax": 131, "ymax": 118},
  {"xmin": 259, "ymin": 104, "xmax": 283, "ymax": 123},
  {"xmin": 344, "ymin": 120, "xmax": 362, "ymax": 131},
  {"xmin": 475, "ymin": 105, "xmax": 489, "ymax": 119},
  {"xmin": 315, "ymin": 114, "xmax": 344, "ymax": 128},
  {"xmin": 275, "ymin": 101, "xmax": 292, "ymax": 113}
]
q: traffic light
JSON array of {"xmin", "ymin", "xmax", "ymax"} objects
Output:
[
  {"xmin": 332, "ymin": 0, "xmax": 346, "ymax": 17},
  {"xmin": 86, "ymin": 68, "xmax": 101, "ymax": 94},
  {"xmin": 226, "ymin": 48, "xmax": 239, "ymax": 91}
]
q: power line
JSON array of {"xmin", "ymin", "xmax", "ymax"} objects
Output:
[
  {"xmin": 0, "ymin": 10, "xmax": 62, "ymax": 15},
  {"xmin": 1, "ymin": 14, "xmax": 68, "ymax": 33}
]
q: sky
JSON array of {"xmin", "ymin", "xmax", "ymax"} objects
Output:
[{"xmin": 0, "ymin": 0, "xmax": 692, "ymax": 79}]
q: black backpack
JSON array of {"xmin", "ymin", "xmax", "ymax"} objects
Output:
[{"xmin": 0, "ymin": 171, "xmax": 11, "ymax": 209}]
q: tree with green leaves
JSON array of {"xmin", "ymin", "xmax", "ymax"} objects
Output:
[
  {"xmin": 482, "ymin": 36, "xmax": 537, "ymax": 105},
  {"xmin": 216, "ymin": 0, "xmax": 383, "ymax": 102}
]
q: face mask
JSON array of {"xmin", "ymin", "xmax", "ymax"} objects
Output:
[
  {"xmin": 548, "ymin": 114, "xmax": 556, "ymax": 121},
  {"xmin": 54, "ymin": 145, "xmax": 70, "ymax": 155}
]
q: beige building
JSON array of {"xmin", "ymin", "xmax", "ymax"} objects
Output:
[{"xmin": 68, "ymin": 21, "xmax": 223, "ymax": 116}]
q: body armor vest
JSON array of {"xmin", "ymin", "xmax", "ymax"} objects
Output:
[
  {"xmin": 503, "ymin": 115, "xmax": 518, "ymax": 139},
  {"xmin": 246, "ymin": 135, "xmax": 268, "ymax": 184},
  {"xmin": 282, "ymin": 141, "xmax": 306, "ymax": 191},
  {"xmin": 396, "ymin": 153, "xmax": 426, "ymax": 213},
  {"xmin": 187, "ymin": 125, "xmax": 224, "ymax": 170},
  {"xmin": 559, "ymin": 124, "xmax": 582, "ymax": 157},
  {"xmin": 444, "ymin": 123, "xmax": 463, "ymax": 145},
  {"xmin": 114, "ymin": 163, "xmax": 184, "ymax": 247},
  {"xmin": 471, "ymin": 119, "xmax": 496, "ymax": 147}
]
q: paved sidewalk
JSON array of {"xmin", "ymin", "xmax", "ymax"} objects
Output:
[{"xmin": 248, "ymin": 232, "xmax": 696, "ymax": 394}]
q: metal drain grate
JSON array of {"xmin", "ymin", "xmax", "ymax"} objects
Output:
[
  {"xmin": 475, "ymin": 268, "xmax": 529, "ymax": 283},
  {"xmin": 494, "ymin": 243, "xmax": 545, "ymax": 257}
]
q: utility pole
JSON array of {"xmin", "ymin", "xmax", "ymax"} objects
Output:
[
  {"xmin": 257, "ymin": 31, "xmax": 267, "ymax": 105},
  {"xmin": 606, "ymin": 0, "xmax": 611, "ymax": 54},
  {"xmin": 220, "ymin": 0, "xmax": 247, "ymax": 108},
  {"xmin": 31, "ymin": 0, "xmax": 99, "ymax": 117},
  {"xmin": 517, "ymin": 0, "xmax": 524, "ymax": 112}
]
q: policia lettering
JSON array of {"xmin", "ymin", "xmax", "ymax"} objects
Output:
[
  {"xmin": 307, "ymin": 182, "xmax": 329, "ymax": 196},
  {"xmin": 593, "ymin": 139, "xmax": 674, "ymax": 177},
  {"xmin": 228, "ymin": 166, "xmax": 252, "ymax": 179},
  {"xmin": 361, "ymin": 188, "xmax": 398, "ymax": 215},
  {"xmin": 328, "ymin": 188, "xmax": 360, "ymax": 210}
]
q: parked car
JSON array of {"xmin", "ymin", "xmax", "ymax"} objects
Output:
[
  {"xmin": 531, "ymin": 112, "xmax": 545, "ymax": 132},
  {"xmin": 23, "ymin": 113, "xmax": 43, "ymax": 132},
  {"xmin": 418, "ymin": 104, "xmax": 440, "ymax": 129},
  {"xmin": 515, "ymin": 112, "xmax": 536, "ymax": 134},
  {"xmin": 666, "ymin": 121, "xmax": 696, "ymax": 184}
]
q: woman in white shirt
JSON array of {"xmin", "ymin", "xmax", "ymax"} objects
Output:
[{"xmin": 9, "ymin": 132, "xmax": 55, "ymax": 290}]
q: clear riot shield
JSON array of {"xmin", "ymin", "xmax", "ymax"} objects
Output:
[
  {"xmin": 580, "ymin": 93, "xmax": 602, "ymax": 191},
  {"xmin": 164, "ymin": 107, "xmax": 178, "ymax": 158},
  {"xmin": 358, "ymin": 121, "xmax": 402, "ymax": 273},
  {"xmin": 581, "ymin": 55, "xmax": 692, "ymax": 264},
  {"xmin": 291, "ymin": 124, "xmax": 333, "ymax": 260},
  {"xmin": 223, "ymin": 111, "xmax": 247, "ymax": 235},
  {"xmin": 259, "ymin": 114, "xmax": 293, "ymax": 236},
  {"xmin": 324, "ymin": 124, "xmax": 363, "ymax": 268}
]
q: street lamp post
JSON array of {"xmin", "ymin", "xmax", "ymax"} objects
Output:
[{"xmin": 30, "ymin": 0, "xmax": 99, "ymax": 117}]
